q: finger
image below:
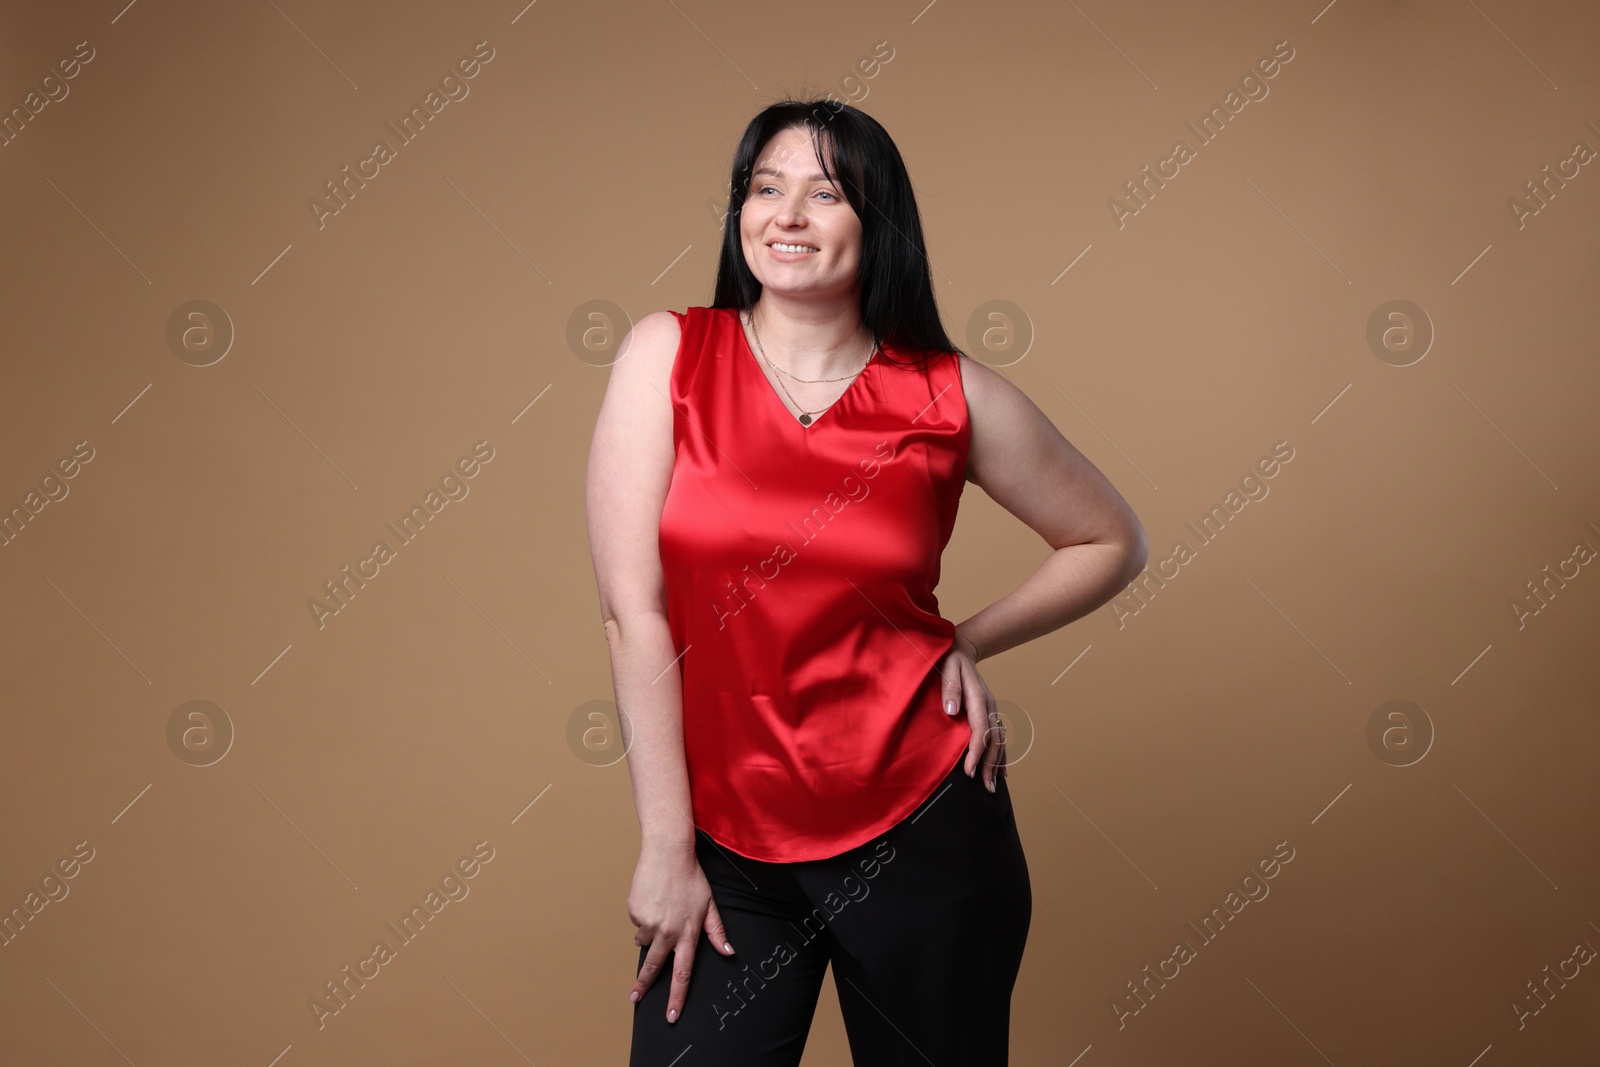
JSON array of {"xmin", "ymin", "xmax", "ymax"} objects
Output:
[
  {"xmin": 972, "ymin": 697, "xmax": 998, "ymax": 790},
  {"xmin": 631, "ymin": 934, "xmax": 671, "ymax": 1004},
  {"xmin": 965, "ymin": 709, "xmax": 985, "ymax": 777},
  {"xmin": 963, "ymin": 672, "xmax": 989, "ymax": 777},
  {"xmin": 942, "ymin": 652, "xmax": 963, "ymax": 717},
  {"xmin": 980, "ymin": 716, "xmax": 996, "ymax": 791},
  {"xmin": 704, "ymin": 898, "xmax": 734, "ymax": 955},
  {"xmin": 666, "ymin": 935, "xmax": 697, "ymax": 1023}
]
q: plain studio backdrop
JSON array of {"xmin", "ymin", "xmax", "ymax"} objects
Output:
[{"xmin": 0, "ymin": 0, "xmax": 1597, "ymax": 1064}]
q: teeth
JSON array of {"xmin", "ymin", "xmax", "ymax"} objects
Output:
[{"xmin": 771, "ymin": 242, "xmax": 818, "ymax": 253}]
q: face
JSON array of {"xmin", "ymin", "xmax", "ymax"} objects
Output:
[{"xmin": 738, "ymin": 125, "xmax": 863, "ymax": 301}]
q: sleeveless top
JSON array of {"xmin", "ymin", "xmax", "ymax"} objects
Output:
[{"xmin": 657, "ymin": 304, "xmax": 972, "ymax": 862}]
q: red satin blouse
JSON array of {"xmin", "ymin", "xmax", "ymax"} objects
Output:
[{"xmin": 657, "ymin": 305, "xmax": 972, "ymax": 862}]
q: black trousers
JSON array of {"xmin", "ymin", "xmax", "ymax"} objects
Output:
[{"xmin": 628, "ymin": 749, "xmax": 1032, "ymax": 1066}]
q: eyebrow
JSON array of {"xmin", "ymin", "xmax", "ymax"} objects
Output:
[{"xmin": 753, "ymin": 166, "xmax": 832, "ymax": 182}]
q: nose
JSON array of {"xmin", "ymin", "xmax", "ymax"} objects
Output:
[{"xmin": 773, "ymin": 192, "xmax": 809, "ymax": 228}]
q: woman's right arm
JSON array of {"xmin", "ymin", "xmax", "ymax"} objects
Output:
[{"xmin": 583, "ymin": 310, "xmax": 733, "ymax": 1024}]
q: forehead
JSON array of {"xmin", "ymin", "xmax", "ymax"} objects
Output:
[{"xmin": 753, "ymin": 126, "xmax": 833, "ymax": 180}]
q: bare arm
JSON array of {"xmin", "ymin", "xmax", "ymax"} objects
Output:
[
  {"xmin": 584, "ymin": 310, "xmax": 695, "ymax": 852},
  {"xmin": 951, "ymin": 354, "xmax": 1149, "ymax": 662},
  {"xmin": 586, "ymin": 310, "xmax": 735, "ymax": 1020}
]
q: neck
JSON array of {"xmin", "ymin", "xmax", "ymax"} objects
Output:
[{"xmin": 747, "ymin": 294, "xmax": 874, "ymax": 377}]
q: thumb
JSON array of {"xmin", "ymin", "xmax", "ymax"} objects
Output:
[{"xmin": 704, "ymin": 898, "xmax": 734, "ymax": 955}]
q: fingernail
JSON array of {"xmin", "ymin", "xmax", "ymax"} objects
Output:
[
  {"xmin": 667, "ymin": 1008, "xmax": 678, "ymax": 1023},
  {"xmin": 945, "ymin": 700, "xmax": 956, "ymax": 715},
  {"xmin": 986, "ymin": 777, "xmax": 996, "ymax": 793},
  {"xmin": 629, "ymin": 990, "xmax": 640, "ymax": 1003},
  {"xmin": 724, "ymin": 941, "xmax": 734, "ymax": 953}
]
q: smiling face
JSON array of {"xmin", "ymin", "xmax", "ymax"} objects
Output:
[{"xmin": 738, "ymin": 124, "xmax": 863, "ymax": 301}]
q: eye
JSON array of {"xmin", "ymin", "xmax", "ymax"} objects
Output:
[{"xmin": 816, "ymin": 189, "xmax": 838, "ymax": 201}]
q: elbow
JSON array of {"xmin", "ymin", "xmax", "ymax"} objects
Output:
[{"xmin": 599, "ymin": 602, "xmax": 669, "ymax": 646}]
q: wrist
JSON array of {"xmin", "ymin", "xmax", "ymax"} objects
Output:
[
  {"xmin": 953, "ymin": 631, "xmax": 981, "ymax": 662},
  {"xmin": 640, "ymin": 832, "xmax": 697, "ymax": 855}
]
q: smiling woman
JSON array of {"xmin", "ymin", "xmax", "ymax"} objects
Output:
[{"xmin": 586, "ymin": 96, "xmax": 1147, "ymax": 1067}]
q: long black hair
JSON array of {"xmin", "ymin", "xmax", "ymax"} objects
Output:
[{"xmin": 711, "ymin": 98, "xmax": 961, "ymax": 369}]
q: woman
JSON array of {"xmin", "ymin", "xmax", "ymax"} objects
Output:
[{"xmin": 586, "ymin": 99, "xmax": 1147, "ymax": 1065}]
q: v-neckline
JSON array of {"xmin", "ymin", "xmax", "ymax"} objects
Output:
[{"xmin": 731, "ymin": 308, "xmax": 878, "ymax": 431}]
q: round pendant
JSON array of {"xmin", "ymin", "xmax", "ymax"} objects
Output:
[{"xmin": 798, "ymin": 413, "xmax": 812, "ymax": 426}]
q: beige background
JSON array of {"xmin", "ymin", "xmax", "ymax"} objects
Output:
[{"xmin": 2, "ymin": 0, "xmax": 1598, "ymax": 1064}]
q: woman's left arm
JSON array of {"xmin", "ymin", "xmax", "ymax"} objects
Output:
[{"xmin": 940, "ymin": 353, "xmax": 1150, "ymax": 786}]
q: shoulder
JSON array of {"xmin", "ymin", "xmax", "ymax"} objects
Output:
[
  {"xmin": 628, "ymin": 308, "xmax": 686, "ymax": 350},
  {"xmin": 613, "ymin": 309, "xmax": 687, "ymax": 383},
  {"xmin": 953, "ymin": 351, "xmax": 1033, "ymax": 422}
]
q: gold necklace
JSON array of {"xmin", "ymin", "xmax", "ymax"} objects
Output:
[{"xmin": 744, "ymin": 309, "xmax": 877, "ymax": 426}]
